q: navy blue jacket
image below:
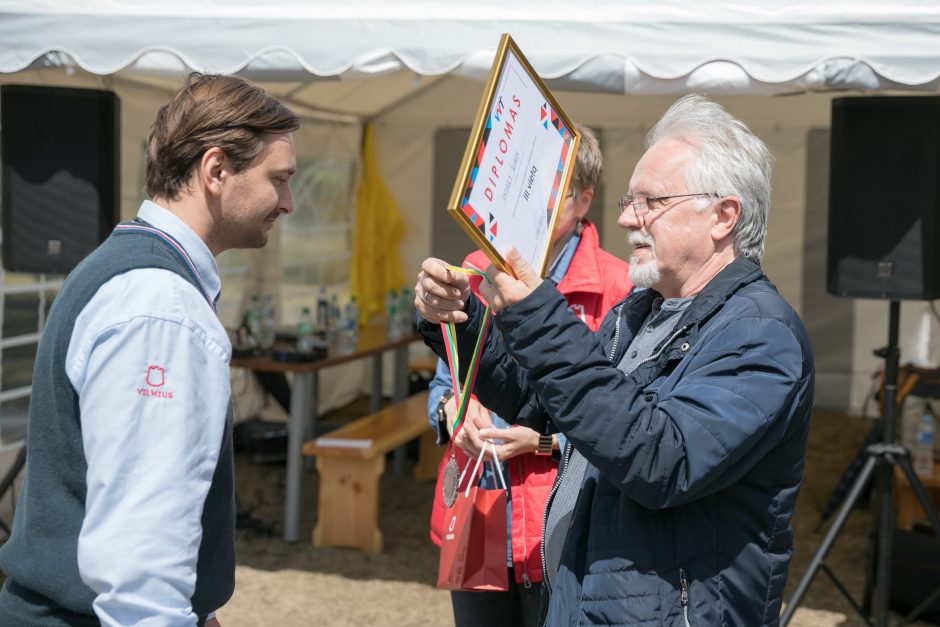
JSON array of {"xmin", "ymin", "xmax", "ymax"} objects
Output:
[{"xmin": 420, "ymin": 257, "xmax": 814, "ymax": 626}]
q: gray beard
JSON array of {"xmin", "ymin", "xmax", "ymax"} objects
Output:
[{"xmin": 629, "ymin": 258, "xmax": 661, "ymax": 288}]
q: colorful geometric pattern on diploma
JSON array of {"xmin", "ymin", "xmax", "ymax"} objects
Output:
[
  {"xmin": 460, "ymin": 116, "xmax": 493, "ymax": 235},
  {"xmin": 462, "ymin": 202, "xmax": 486, "ymax": 234},
  {"xmin": 541, "ymin": 103, "xmax": 574, "ymax": 212},
  {"xmin": 540, "ymin": 102, "xmax": 568, "ymax": 138}
]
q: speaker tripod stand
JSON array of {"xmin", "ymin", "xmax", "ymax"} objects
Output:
[{"xmin": 782, "ymin": 301, "xmax": 940, "ymax": 626}]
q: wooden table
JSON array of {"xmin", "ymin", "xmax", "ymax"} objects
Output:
[{"xmin": 231, "ymin": 324, "xmax": 421, "ymax": 542}]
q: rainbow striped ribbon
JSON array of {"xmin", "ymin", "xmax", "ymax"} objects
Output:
[{"xmin": 440, "ymin": 265, "xmax": 492, "ymax": 436}]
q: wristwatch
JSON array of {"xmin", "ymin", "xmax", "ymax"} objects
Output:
[
  {"xmin": 436, "ymin": 389, "xmax": 455, "ymax": 443},
  {"xmin": 535, "ymin": 434, "xmax": 554, "ymax": 456}
]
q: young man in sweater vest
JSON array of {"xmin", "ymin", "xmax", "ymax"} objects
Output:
[{"xmin": 0, "ymin": 73, "xmax": 299, "ymax": 626}]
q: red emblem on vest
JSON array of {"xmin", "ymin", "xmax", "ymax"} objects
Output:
[{"xmin": 146, "ymin": 365, "xmax": 165, "ymax": 387}]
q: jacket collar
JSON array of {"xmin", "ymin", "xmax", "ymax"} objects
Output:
[
  {"xmin": 613, "ymin": 257, "xmax": 764, "ymax": 385},
  {"xmin": 554, "ymin": 220, "xmax": 606, "ymax": 295},
  {"xmin": 619, "ymin": 256, "xmax": 764, "ymax": 337},
  {"xmin": 674, "ymin": 256, "xmax": 764, "ymax": 329}
]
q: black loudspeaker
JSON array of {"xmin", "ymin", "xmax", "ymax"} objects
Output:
[
  {"xmin": 1, "ymin": 85, "xmax": 119, "ymax": 274},
  {"xmin": 827, "ymin": 96, "xmax": 940, "ymax": 300}
]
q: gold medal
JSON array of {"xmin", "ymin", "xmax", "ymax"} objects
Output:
[{"xmin": 442, "ymin": 453, "xmax": 460, "ymax": 507}]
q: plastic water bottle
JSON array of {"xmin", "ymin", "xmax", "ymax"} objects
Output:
[
  {"xmin": 316, "ymin": 285, "xmax": 329, "ymax": 333},
  {"xmin": 244, "ymin": 294, "xmax": 262, "ymax": 347},
  {"xmin": 913, "ymin": 410, "xmax": 936, "ymax": 478},
  {"xmin": 338, "ymin": 299, "xmax": 358, "ymax": 355},
  {"xmin": 385, "ymin": 288, "xmax": 401, "ymax": 340},
  {"xmin": 398, "ymin": 286, "xmax": 415, "ymax": 335},
  {"xmin": 347, "ymin": 296, "xmax": 360, "ymax": 333},
  {"xmin": 343, "ymin": 296, "xmax": 361, "ymax": 354},
  {"xmin": 259, "ymin": 293, "xmax": 277, "ymax": 349},
  {"xmin": 296, "ymin": 306, "xmax": 315, "ymax": 353},
  {"xmin": 326, "ymin": 293, "xmax": 342, "ymax": 348}
]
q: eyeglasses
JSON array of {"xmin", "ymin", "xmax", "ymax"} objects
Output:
[{"xmin": 618, "ymin": 192, "xmax": 719, "ymax": 216}]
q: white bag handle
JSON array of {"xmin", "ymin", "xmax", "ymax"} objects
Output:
[{"xmin": 459, "ymin": 441, "xmax": 507, "ymax": 498}]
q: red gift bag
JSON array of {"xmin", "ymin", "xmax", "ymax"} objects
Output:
[{"xmin": 436, "ymin": 443, "xmax": 509, "ymax": 591}]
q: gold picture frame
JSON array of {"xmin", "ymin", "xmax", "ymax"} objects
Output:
[{"xmin": 446, "ymin": 33, "xmax": 581, "ymax": 277}]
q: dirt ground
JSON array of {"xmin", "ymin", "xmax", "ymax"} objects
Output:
[{"xmin": 217, "ymin": 405, "xmax": 938, "ymax": 627}]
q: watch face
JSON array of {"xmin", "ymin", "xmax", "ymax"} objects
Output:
[
  {"xmin": 438, "ymin": 392, "xmax": 454, "ymax": 422},
  {"xmin": 442, "ymin": 455, "xmax": 460, "ymax": 507}
]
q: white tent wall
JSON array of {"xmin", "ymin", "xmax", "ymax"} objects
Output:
[{"xmin": 373, "ymin": 76, "xmax": 938, "ymax": 415}]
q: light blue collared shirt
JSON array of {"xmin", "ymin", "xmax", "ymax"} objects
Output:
[{"xmin": 66, "ymin": 201, "xmax": 231, "ymax": 626}]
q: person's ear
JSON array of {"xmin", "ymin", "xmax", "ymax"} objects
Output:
[
  {"xmin": 199, "ymin": 147, "xmax": 226, "ymax": 196},
  {"xmin": 575, "ymin": 188, "xmax": 594, "ymax": 218},
  {"xmin": 711, "ymin": 196, "xmax": 740, "ymax": 241}
]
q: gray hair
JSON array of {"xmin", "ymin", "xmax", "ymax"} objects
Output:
[{"xmin": 646, "ymin": 94, "xmax": 773, "ymax": 261}]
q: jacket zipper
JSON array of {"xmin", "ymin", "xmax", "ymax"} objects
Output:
[
  {"xmin": 540, "ymin": 441, "xmax": 574, "ymax": 596},
  {"xmin": 538, "ymin": 309, "xmax": 692, "ymax": 626},
  {"xmin": 538, "ymin": 440, "xmax": 572, "ymax": 627},
  {"xmin": 607, "ymin": 303, "xmax": 624, "ymax": 363},
  {"xmin": 680, "ymin": 568, "xmax": 691, "ymax": 627},
  {"xmin": 538, "ymin": 304, "xmax": 627, "ymax": 627},
  {"xmin": 515, "ymin": 456, "xmax": 532, "ymax": 589}
]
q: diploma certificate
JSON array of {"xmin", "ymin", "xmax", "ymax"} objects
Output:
[{"xmin": 447, "ymin": 34, "xmax": 580, "ymax": 277}]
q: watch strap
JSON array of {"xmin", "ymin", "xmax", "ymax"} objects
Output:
[
  {"xmin": 535, "ymin": 434, "xmax": 553, "ymax": 455},
  {"xmin": 435, "ymin": 389, "xmax": 455, "ymax": 444}
]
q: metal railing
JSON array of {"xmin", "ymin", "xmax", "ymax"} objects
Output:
[{"xmin": 0, "ymin": 268, "xmax": 63, "ymax": 443}]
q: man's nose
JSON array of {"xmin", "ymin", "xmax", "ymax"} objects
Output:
[
  {"xmin": 618, "ymin": 205, "xmax": 640, "ymax": 229},
  {"xmin": 280, "ymin": 185, "xmax": 295, "ymax": 214}
]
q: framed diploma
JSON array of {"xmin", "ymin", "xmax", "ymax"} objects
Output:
[{"xmin": 446, "ymin": 33, "xmax": 581, "ymax": 277}]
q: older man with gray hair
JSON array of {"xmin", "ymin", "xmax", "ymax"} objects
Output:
[{"xmin": 414, "ymin": 94, "xmax": 814, "ymax": 626}]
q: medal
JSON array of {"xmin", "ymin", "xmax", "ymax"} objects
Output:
[{"xmin": 442, "ymin": 453, "xmax": 460, "ymax": 507}]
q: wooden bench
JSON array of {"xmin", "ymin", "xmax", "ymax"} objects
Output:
[
  {"xmin": 408, "ymin": 356, "xmax": 439, "ymax": 375},
  {"xmin": 303, "ymin": 390, "xmax": 442, "ymax": 552}
]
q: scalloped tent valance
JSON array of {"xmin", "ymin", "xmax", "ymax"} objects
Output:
[{"xmin": 3, "ymin": 0, "xmax": 940, "ymax": 119}]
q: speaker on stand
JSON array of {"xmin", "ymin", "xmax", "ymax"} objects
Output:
[
  {"xmin": 1, "ymin": 84, "xmax": 120, "ymax": 275},
  {"xmin": 783, "ymin": 96, "xmax": 940, "ymax": 626},
  {"xmin": 0, "ymin": 86, "xmax": 120, "ymax": 537}
]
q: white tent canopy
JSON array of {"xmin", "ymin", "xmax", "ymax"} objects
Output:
[
  {"xmin": 1, "ymin": 0, "xmax": 939, "ymax": 420},
  {"xmin": 5, "ymin": 0, "xmax": 940, "ymax": 119}
]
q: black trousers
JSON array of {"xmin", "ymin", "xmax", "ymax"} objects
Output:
[{"xmin": 450, "ymin": 568, "xmax": 543, "ymax": 627}]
